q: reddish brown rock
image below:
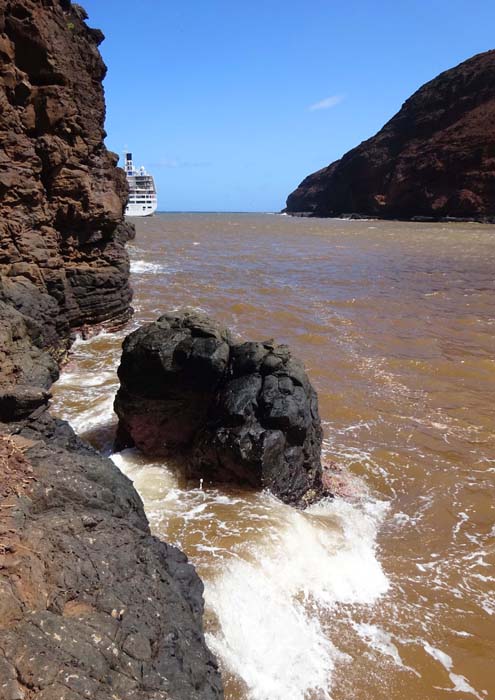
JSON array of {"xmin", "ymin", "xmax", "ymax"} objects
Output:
[
  {"xmin": 0, "ymin": 0, "xmax": 135, "ymax": 418},
  {"xmin": 0, "ymin": 0, "xmax": 133, "ymax": 359},
  {"xmin": 286, "ymin": 50, "xmax": 495, "ymax": 221}
]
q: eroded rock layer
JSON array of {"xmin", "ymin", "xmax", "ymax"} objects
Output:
[
  {"xmin": 286, "ymin": 50, "xmax": 495, "ymax": 220},
  {"xmin": 0, "ymin": 0, "xmax": 133, "ymax": 351},
  {"xmin": 0, "ymin": 0, "xmax": 135, "ymax": 418},
  {"xmin": 114, "ymin": 311, "xmax": 324, "ymax": 507}
]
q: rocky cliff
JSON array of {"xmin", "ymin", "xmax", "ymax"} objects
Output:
[
  {"xmin": 286, "ymin": 50, "xmax": 495, "ymax": 221},
  {"xmin": 0, "ymin": 2, "xmax": 223, "ymax": 698},
  {"xmin": 0, "ymin": 0, "xmax": 137, "ymax": 419},
  {"xmin": 0, "ymin": 0, "xmax": 133, "ymax": 353}
]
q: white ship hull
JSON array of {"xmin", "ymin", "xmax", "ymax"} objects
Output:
[{"xmin": 125, "ymin": 201, "xmax": 158, "ymax": 217}]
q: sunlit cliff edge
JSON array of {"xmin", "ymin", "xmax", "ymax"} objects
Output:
[{"xmin": 286, "ymin": 50, "xmax": 495, "ymax": 222}]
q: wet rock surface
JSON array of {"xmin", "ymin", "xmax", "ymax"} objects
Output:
[
  {"xmin": 115, "ymin": 313, "xmax": 232, "ymax": 453},
  {"xmin": 286, "ymin": 50, "xmax": 495, "ymax": 221},
  {"xmin": 0, "ymin": 414, "xmax": 223, "ymax": 700},
  {"xmin": 0, "ymin": 2, "xmax": 224, "ymax": 698},
  {"xmin": 115, "ymin": 311, "xmax": 324, "ymax": 507}
]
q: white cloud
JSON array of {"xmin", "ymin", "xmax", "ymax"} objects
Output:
[{"xmin": 308, "ymin": 94, "xmax": 345, "ymax": 111}]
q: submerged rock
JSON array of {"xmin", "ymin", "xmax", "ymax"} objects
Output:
[
  {"xmin": 286, "ymin": 49, "xmax": 495, "ymax": 221},
  {"xmin": 115, "ymin": 311, "xmax": 324, "ymax": 506}
]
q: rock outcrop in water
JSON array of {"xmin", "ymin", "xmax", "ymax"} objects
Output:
[
  {"xmin": 0, "ymin": 2, "xmax": 223, "ymax": 698},
  {"xmin": 286, "ymin": 50, "xmax": 495, "ymax": 221},
  {"xmin": 114, "ymin": 311, "xmax": 324, "ymax": 507}
]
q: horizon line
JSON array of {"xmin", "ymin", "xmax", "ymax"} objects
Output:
[{"xmin": 153, "ymin": 210, "xmax": 280, "ymax": 214}]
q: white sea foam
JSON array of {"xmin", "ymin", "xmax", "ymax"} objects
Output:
[
  {"xmin": 452, "ymin": 511, "xmax": 470, "ymax": 537},
  {"xmin": 206, "ymin": 562, "xmax": 341, "ymax": 700},
  {"xmin": 71, "ymin": 329, "xmax": 120, "ymax": 348},
  {"xmin": 55, "ymin": 370, "xmax": 116, "ymax": 388},
  {"xmin": 205, "ymin": 497, "xmax": 389, "ymax": 700},
  {"xmin": 130, "ymin": 260, "xmax": 166, "ymax": 274},
  {"xmin": 112, "ymin": 450, "xmax": 390, "ymax": 700},
  {"xmin": 112, "ymin": 453, "xmax": 177, "ymax": 500},
  {"xmin": 423, "ymin": 642, "xmax": 482, "ymax": 699},
  {"xmin": 67, "ymin": 394, "xmax": 116, "ymax": 434},
  {"xmin": 353, "ymin": 623, "xmax": 419, "ymax": 675},
  {"xmin": 480, "ymin": 598, "xmax": 495, "ymax": 616}
]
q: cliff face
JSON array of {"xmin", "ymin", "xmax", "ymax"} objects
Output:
[
  {"xmin": 286, "ymin": 50, "xmax": 495, "ymax": 220},
  {"xmin": 0, "ymin": 2, "xmax": 224, "ymax": 698},
  {"xmin": 0, "ymin": 0, "xmax": 134, "ymax": 419},
  {"xmin": 0, "ymin": 0, "xmax": 133, "ymax": 341}
]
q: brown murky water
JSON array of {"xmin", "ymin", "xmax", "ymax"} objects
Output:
[{"xmin": 52, "ymin": 214, "xmax": 495, "ymax": 700}]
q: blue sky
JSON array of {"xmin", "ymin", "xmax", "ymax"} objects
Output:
[{"xmin": 82, "ymin": 0, "xmax": 495, "ymax": 212}]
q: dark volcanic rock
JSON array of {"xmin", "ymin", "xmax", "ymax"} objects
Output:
[
  {"xmin": 0, "ymin": 413, "xmax": 223, "ymax": 700},
  {"xmin": 115, "ymin": 311, "xmax": 324, "ymax": 507},
  {"xmin": 115, "ymin": 312, "xmax": 232, "ymax": 453},
  {"xmin": 0, "ymin": 277, "xmax": 59, "ymax": 420},
  {"xmin": 286, "ymin": 50, "xmax": 495, "ymax": 221}
]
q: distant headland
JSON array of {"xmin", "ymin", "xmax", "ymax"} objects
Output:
[{"xmin": 285, "ymin": 50, "xmax": 495, "ymax": 222}]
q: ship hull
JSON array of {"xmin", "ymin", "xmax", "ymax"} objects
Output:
[{"xmin": 125, "ymin": 202, "xmax": 158, "ymax": 217}]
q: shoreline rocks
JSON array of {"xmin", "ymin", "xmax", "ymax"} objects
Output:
[
  {"xmin": 0, "ymin": 2, "xmax": 224, "ymax": 698},
  {"xmin": 0, "ymin": 413, "xmax": 223, "ymax": 700},
  {"xmin": 115, "ymin": 311, "xmax": 325, "ymax": 507},
  {"xmin": 115, "ymin": 313, "xmax": 232, "ymax": 454},
  {"xmin": 286, "ymin": 50, "xmax": 495, "ymax": 222}
]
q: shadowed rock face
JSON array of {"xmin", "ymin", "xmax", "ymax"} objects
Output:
[
  {"xmin": 115, "ymin": 311, "xmax": 324, "ymax": 507},
  {"xmin": 286, "ymin": 50, "xmax": 495, "ymax": 221},
  {"xmin": 116, "ymin": 313, "xmax": 233, "ymax": 453}
]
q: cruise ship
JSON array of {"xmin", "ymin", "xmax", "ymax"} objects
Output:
[{"xmin": 124, "ymin": 152, "xmax": 158, "ymax": 217}]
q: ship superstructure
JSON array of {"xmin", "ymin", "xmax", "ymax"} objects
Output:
[{"xmin": 124, "ymin": 152, "xmax": 158, "ymax": 217}]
